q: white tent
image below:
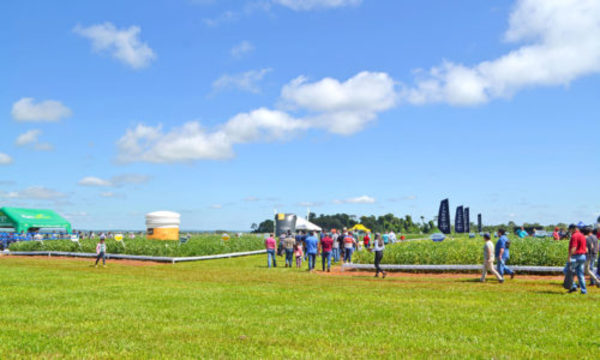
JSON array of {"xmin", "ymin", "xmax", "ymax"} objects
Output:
[{"xmin": 295, "ymin": 217, "xmax": 322, "ymax": 232}]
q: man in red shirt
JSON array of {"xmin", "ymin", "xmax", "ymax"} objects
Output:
[
  {"xmin": 568, "ymin": 225, "xmax": 587, "ymax": 294},
  {"xmin": 320, "ymin": 233, "xmax": 334, "ymax": 272}
]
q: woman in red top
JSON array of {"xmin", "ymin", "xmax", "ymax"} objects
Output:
[{"xmin": 265, "ymin": 233, "xmax": 277, "ymax": 268}]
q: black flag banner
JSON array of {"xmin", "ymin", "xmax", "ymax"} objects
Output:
[
  {"xmin": 477, "ymin": 214, "xmax": 482, "ymax": 233},
  {"xmin": 455, "ymin": 206, "xmax": 465, "ymax": 233},
  {"xmin": 464, "ymin": 207, "xmax": 470, "ymax": 233},
  {"xmin": 437, "ymin": 199, "xmax": 451, "ymax": 234}
]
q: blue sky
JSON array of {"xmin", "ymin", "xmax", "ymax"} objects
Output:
[{"xmin": 1, "ymin": 0, "xmax": 599, "ymax": 230}]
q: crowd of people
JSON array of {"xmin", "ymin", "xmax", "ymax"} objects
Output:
[
  {"xmin": 264, "ymin": 228, "xmax": 396, "ymax": 278},
  {"xmin": 480, "ymin": 224, "xmax": 600, "ymax": 294}
]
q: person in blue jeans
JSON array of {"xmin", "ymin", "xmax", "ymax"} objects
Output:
[
  {"xmin": 495, "ymin": 228, "xmax": 515, "ymax": 279},
  {"xmin": 304, "ymin": 231, "xmax": 319, "ymax": 271},
  {"xmin": 568, "ymin": 224, "xmax": 587, "ymax": 294}
]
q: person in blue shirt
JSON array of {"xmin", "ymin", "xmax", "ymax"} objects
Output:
[
  {"xmin": 304, "ymin": 231, "xmax": 319, "ymax": 271},
  {"xmin": 517, "ymin": 227, "xmax": 528, "ymax": 238},
  {"xmin": 382, "ymin": 232, "xmax": 390, "ymax": 245},
  {"xmin": 495, "ymin": 228, "xmax": 516, "ymax": 279}
]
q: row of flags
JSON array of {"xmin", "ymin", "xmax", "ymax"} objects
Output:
[{"xmin": 437, "ymin": 199, "xmax": 482, "ymax": 234}]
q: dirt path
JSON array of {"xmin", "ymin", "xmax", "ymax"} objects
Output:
[
  {"xmin": 319, "ymin": 266, "xmax": 564, "ymax": 281},
  {"xmin": 1, "ymin": 255, "xmax": 166, "ymax": 267}
]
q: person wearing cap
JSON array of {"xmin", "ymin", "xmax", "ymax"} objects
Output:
[
  {"xmin": 495, "ymin": 228, "xmax": 515, "ymax": 279},
  {"xmin": 582, "ymin": 227, "xmax": 599, "ymax": 287},
  {"xmin": 567, "ymin": 224, "xmax": 587, "ymax": 294},
  {"xmin": 343, "ymin": 231, "xmax": 357, "ymax": 264},
  {"xmin": 481, "ymin": 233, "xmax": 503, "ymax": 283}
]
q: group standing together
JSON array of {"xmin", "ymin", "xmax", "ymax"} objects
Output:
[{"xmin": 264, "ymin": 227, "xmax": 391, "ymax": 278}]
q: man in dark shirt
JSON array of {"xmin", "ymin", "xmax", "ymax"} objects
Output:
[{"xmin": 568, "ymin": 224, "xmax": 588, "ymax": 294}]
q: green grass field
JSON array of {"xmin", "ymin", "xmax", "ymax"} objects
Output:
[{"xmin": 0, "ymin": 254, "xmax": 598, "ymax": 359}]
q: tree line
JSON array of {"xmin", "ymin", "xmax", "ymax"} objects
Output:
[{"xmin": 252, "ymin": 213, "xmax": 438, "ymax": 234}]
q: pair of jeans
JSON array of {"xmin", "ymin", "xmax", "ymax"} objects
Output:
[
  {"xmin": 332, "ymin": 248, "xmax": 340, "ymax": 262},
  {"xmin": 267, "ymin": 249, "xmax": 277, "ymax": 268},
  {"xmin": 95, "ymin": 252, "xmax": 105, "ymax": 265},
  {"xmin": 496, "ymin": 258, "xmax": 514, "ymax": 276},
  {"xmin": 374, "ymin": 251, "xmax": 384, "ymax": 276},
  {"xmin": 321, "ymin": 251, "xmax": 331, "ymax": 271},
  {"xmin": 344, "ymin": 247, "xmax": 353, "ymax": 263},
  {"xmin": 571, "ymin": 254, "xmax": 587, "ymax": 294},
  {"xmin": 307, "ymin": 253, "xmax": 317, "ymax": 270},
  {"xmin": 285, "ymin": 249, "xmax": 294, "ymax": 267}
]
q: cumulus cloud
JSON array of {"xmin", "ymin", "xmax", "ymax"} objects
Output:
[
  {"xmin": 231, "ymin": 40, "xmax": 254, "ymax": 58},
  {"xmin": 78, "ymin": 176, "xmax": 112, "ymax": 187},
  {"xmin": 12, "ymin": 98, "xmax": 72, "ymax": 122},
  {"xmin": 15, "ymin": 130, "xmax": 41, "ymax": 146},
  {"xmin": 0, "ymin": 186, "xmax": 67, "ymax": 200},
  {"xmin": 74, "ymin": 22, "xmax": 156, "ymax": 69},
  {"xmin": 334, "ymin": 195, "xmax": 376, "ymax": 204},
  {"xmin": 117, "ymin": 108, "xmax": 307, "ymax": 163},
  {"xmin": 78, "ymin": 174, "xmax": 151, "ymax": 187},
  {"xmin": 281, "ymin": 71, "xmax": 396, "ymax": 134},
  {"xmin": 0, "ymin": 153, "xmax": 13, "ymax": 165},
  {"xmin": 15, "ymin": 129, "xmax": 54, "ymax": 151},
  {"xmin": 403, "ymin": 0, "xmax": 600, "ymax": 105},
  {"xmin": 212, "ymin": 68, "xmax": 272, "ymax": 93},
  {"xmin": 274, "ymin": 0, "xmax": 361, "ymax": 11}
]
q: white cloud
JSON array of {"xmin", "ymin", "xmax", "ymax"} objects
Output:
[
  {"xmin": 117, "ymin": 108, "xmax": 307, "ymax": 163},
  {"xmin": 0, "ymin": 186, "xmax": 67, "ymax": 200},
  {"xmin": 403, "ymin": 0, "xmax": 600, "ymax": 105},
  {"xmin": 274, "ymin": 0, "xmax": 361, "ymax": 11},
  {"xmin": 78, "ymin": 174, "xmax": 151, "ymax": 187},
  {"xmin": 203, "ymin": 11, "xmax": 239, "ymax": 27},
  {"xmin": 12, "ymin": 98, "xmax": 72, "ymax": 122},
  {"xmin": 210, "ymin": 204, "xmax": 223, "ymax": 209},
  {"xmin": 244, "ymin": 196, "xmax": 260, "ymax": 202},
  {"xmin": 15, "ymin": 130, "xmax": 41, "ymax": 146},
  {"xmin": 334, "ymin": 195, "xmax": 376, "ymax": 204},
  {"xmin": 0, "ymin": 153, "xmax": 13, "ymax": 165},
  {"xmin": 231, "ymin": 41, "xmax": 254, "ymax": 58},
  {"xmin": 212, "ymin": 68, "xmax": 272, "ymax": 93},
  {"xmin": 78, "ymin": 176, "xmax": 112, "ymax": 187},
  {"xmin": 15, "ymin": 129, "xmax": 54, "ymax": 151},
  {"xmin": 99, "ymin": 192, "xmax": 126, "ymax": 199},
  {"xmin": 73, "ymin": 22, "xmax": 156, "ymax": 69},
  {"xmin": 281, "ymin": 71, "xmax": 396, "ymax": 134}
]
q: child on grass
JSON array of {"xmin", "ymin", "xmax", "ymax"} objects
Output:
[
  {"xmin": 95, "ymin": 235, "xmax": 107, "ymax": 267},
  {"xmin": 294, "ymin": 243, "xmax": 303, "ymax": 268}
]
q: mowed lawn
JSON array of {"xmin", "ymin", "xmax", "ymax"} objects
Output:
[{"xmin": 0, "ymin": 255, "xmax": 599, "ymax": 359}]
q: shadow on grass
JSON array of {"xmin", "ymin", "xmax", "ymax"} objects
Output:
[{"xmin": 533, "ymin": 289, "xmax": 567, "ymax": 295}]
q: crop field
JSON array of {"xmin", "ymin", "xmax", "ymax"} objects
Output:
[
  {"xmin": 8, "ymin": 234, "xmax": 264, "ymax": 257},
  {"xmin": 0, "ymin": 254, "xmax": 598, "ymax": 359},
  {"xmin": 354, "ymin": 236, "xmax": 568, "ymax": 267}
]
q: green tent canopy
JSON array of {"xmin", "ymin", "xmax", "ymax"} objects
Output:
[{"xmin": 0, "ymin": 207, "xmax": 72, "ymax": 233}]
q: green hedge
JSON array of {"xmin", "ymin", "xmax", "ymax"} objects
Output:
[
  {"xmin": 9, "ymin": 234, "xmax": 264, "ymax": 257},
  {"xmin": 353, "ymin": 237, "xmax": 569, "ymax": 266}
]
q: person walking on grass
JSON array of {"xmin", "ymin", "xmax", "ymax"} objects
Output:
[
  {"xmin": 583, "ymin": 227, "xmax": 599, "ymax": 287},
  {"xmin": 495, "ymin": 228, "xmax": 515, "ymax": 280},
  {"xmin": 480, "ymin": 233, "xmax": 504, "ymax": 283},
  {"xmin": 283, "ymin": 231, "xmax": 296, "ymax": 268},
  {"xmin": 331, "ymin": 229, "xmax": 340, "ymax": 263},
  {"xmin": 265, "ymin": 233, "xmax": 277, "ymax": 268},
  {"xmin": 372, "ymin": 233, "xmax": 387, "ymax": 278},
  {"xmin": 320, "ymin": 232, "xmax": 334, "ymax": 272},
  {"xmin": 567, "ymin": 224, "xmax": 587, "ymax": 294},
  {"xmin": 343, "ymin": 231, "xmax": 357, "ymax": 264},
  {"xmin": 294, "ymin": 243, "xmax": 303, "ymax": 268},
  {"xmin": 305, "ymin": 231, "xmax": 319, "ymax": 271},
  {"xmin": 95, "ymin": 235, "xmax": 107, "ymax": 267}
]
